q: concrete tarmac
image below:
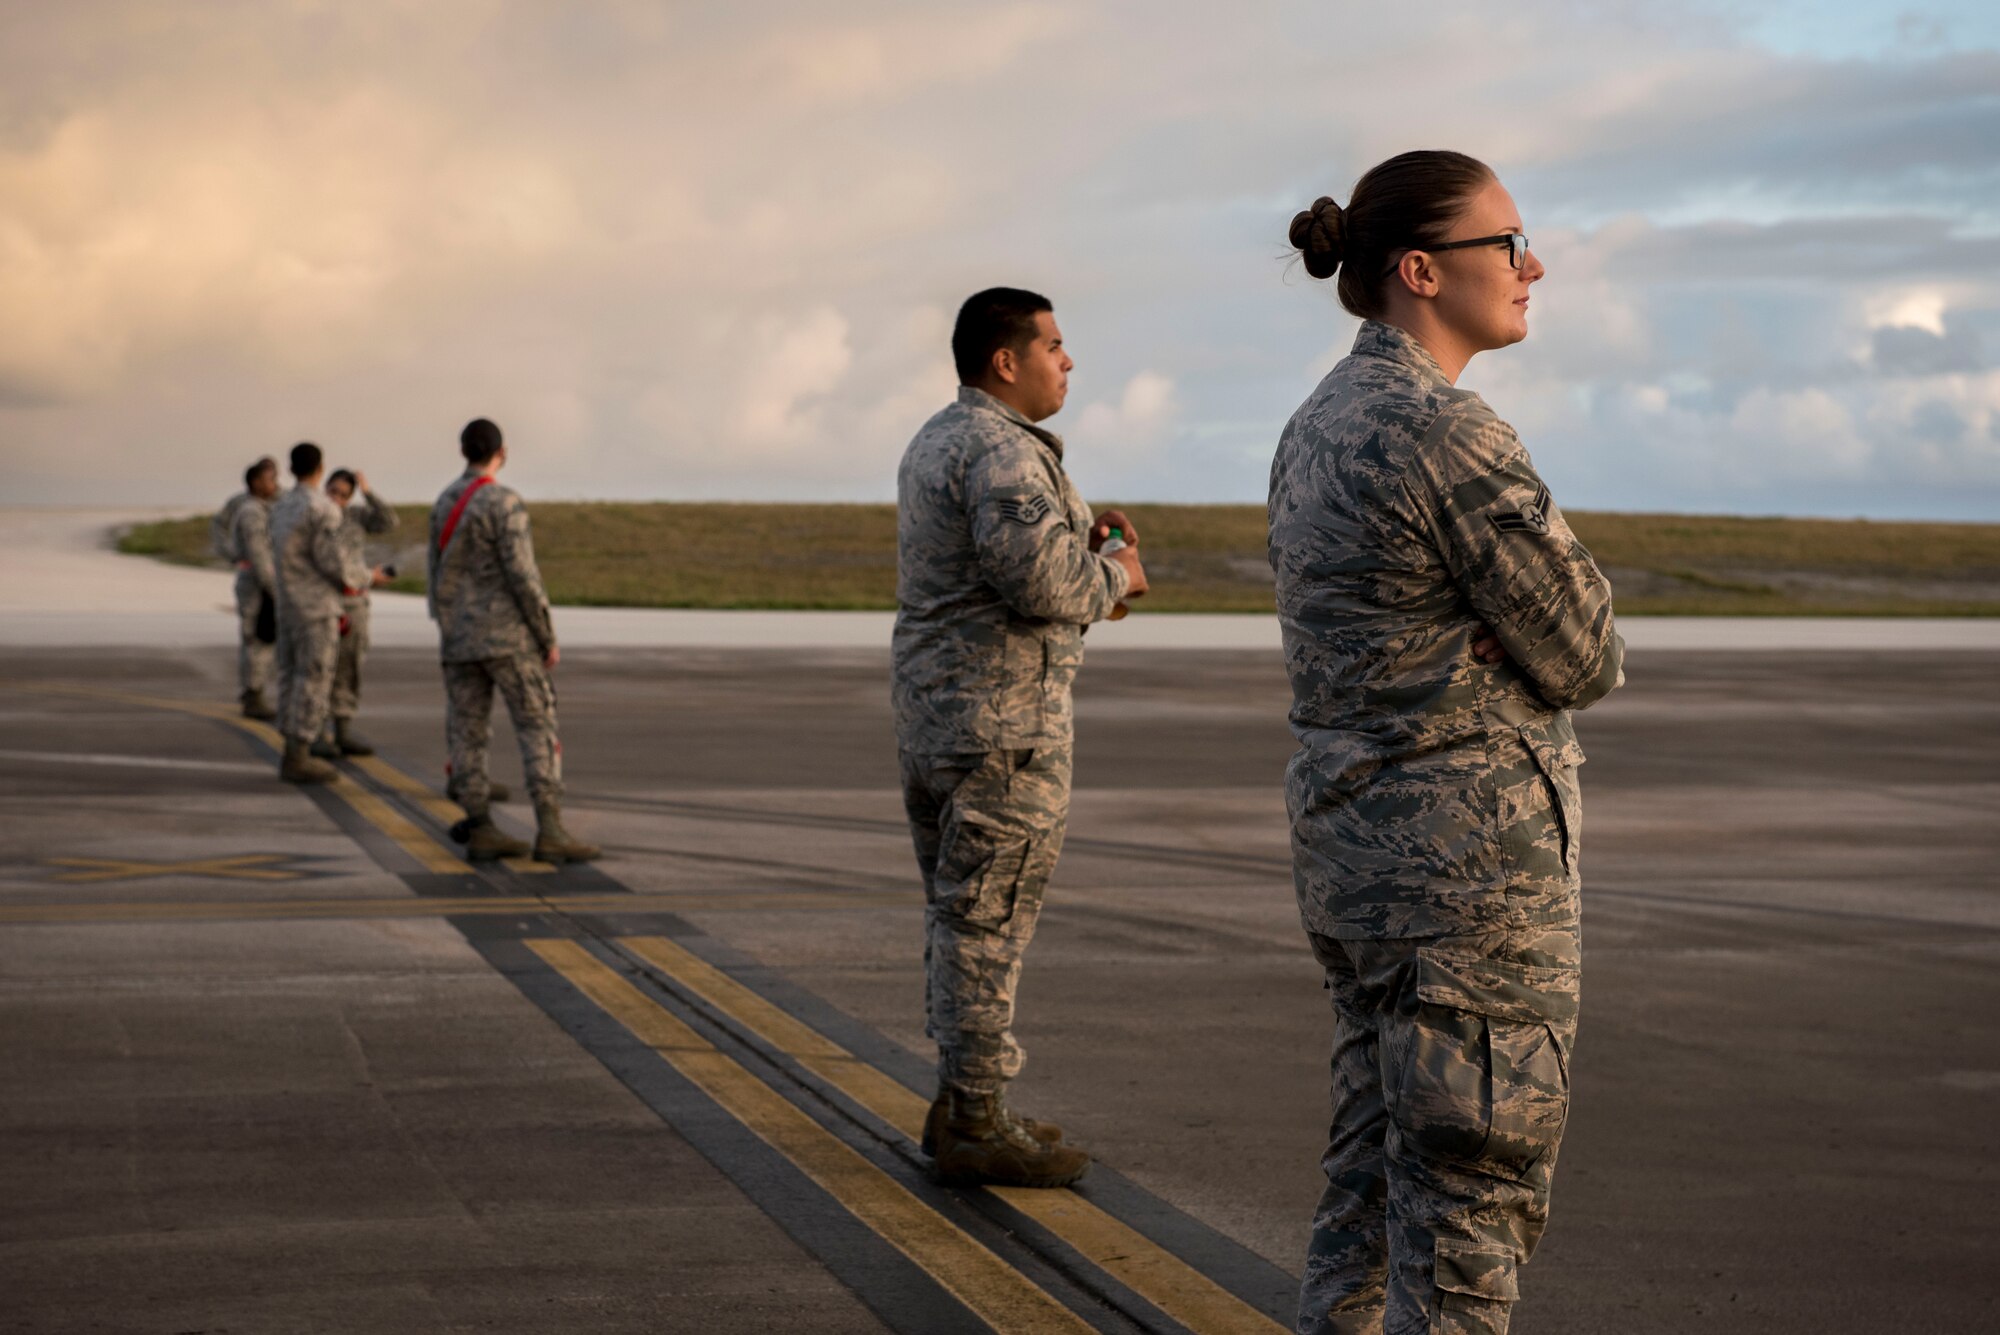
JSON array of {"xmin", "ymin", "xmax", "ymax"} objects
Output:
[{"xmin": 4, "ymin": 636, "xmax": 1997, "ymax": 1334}]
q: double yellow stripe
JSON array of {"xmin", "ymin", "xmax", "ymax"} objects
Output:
[
  {"xmin": 528, "ymin": 939, "xmax": 1095, "ymax": 1334},
  {"xmin": 618, "ymin": 935, "xmax": 1287, "ymax": 1334}
]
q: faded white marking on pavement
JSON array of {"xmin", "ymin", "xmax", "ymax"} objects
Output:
[{"xmin": 0, "ymin": 748, "xmax": 270, "ymax": 775}]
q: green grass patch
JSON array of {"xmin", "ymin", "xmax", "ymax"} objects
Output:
[{"xmin": 120, "ymin": 502, "xmax": 2000, "ymax": 616}]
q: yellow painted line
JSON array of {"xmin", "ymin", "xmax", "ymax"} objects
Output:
[
  {"xmin": 0, "ymin": 889, "xmax": 909, "ymax": 926},
  {"xmin": 325, "ymin": 772, "xmax": 472, "ymax": 874},
  {"xmin": 348, "ymin": 754, "xmax": 463, "ymax": 824},
  {"xmin": 44, "ymin": 855, "xmax": 299, "ymax": 884},
  {"xmin": 16, "ymin": 683, "xmax": 472, "ymax": 875},
  {"xmin": 622, "ymin": 934, "xmax": 1288, "ymax": 1335},
  {"xmin": 348, "ymin": 755, "xmax": 557, "ymax": 875},
  {"xmin": 527, "ymin": 939, "xmax": 1095, "ymax": 1335}
]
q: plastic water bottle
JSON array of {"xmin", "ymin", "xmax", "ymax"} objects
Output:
[{"xmin": 1100, "ymin": 526, "xmax": 1130, "ymax": 620}]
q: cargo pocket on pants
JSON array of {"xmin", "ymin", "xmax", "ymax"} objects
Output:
[
  {"xmin": 1393, "ymin": 949, "xmax": 1578, "ymax": 1178},
  {"xmin": 1432, "ymin": 1239, "xmax": 1518, "ymax": 1335},
  {"xmin": 933, "ymin": 753, "xmax": 1037, "ymax": 930}
]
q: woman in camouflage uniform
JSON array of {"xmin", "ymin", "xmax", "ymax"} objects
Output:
[{"xmin": 1270, "ymin": 152, "xmax": 1624, "ymax": 1335}]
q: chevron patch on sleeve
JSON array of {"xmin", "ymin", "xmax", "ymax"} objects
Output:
[
  {"xmin": 1491, "ymin": 485, "xmax": 1553, "ymax": 536},
  {"xmin": 996, "ymin": 494, "xmax": 1054, "ymax": 526}
]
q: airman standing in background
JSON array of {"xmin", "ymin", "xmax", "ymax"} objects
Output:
[
  {"xmin": 216, "ymin": 457, "xmax": 280, "ymax": 719},
  {"xmin": 322, "ymin": 468, "xmax": 399, "ymax": 757},
  {"xmin": 427, "ymin": 418, "xmax": 596, "ymax": 865},
  {"xmin": 893, "ymin": 287, "xmax": 1148, "ymax": 1190},
  {"xmin": 269, "ymin": 443, "xmax": 386, "ymax": 784}
]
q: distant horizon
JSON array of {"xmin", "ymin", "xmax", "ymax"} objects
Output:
[{"xmin": 11, "ymin": 497, "xmax": 1998, "ymax": 529}]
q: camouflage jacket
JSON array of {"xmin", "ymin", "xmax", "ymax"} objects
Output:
[
  {"xmin": 336, "ymin": 490, "xmax": 399, "ymax": 608},
  {"xmin": 270, "ymin": 485, "xmax": 364, "ymax": 623},
  {"xmin": 211, "ymin": 491, "xmax": 257, "ymax": 563},
  {"xmin": 892, "ymin": 386, "xmax": 1130, "ymax": 753},
  {"xmin": 427, "ymin": 469, "xmax": 555, "ymax": 663},
  {"xmin": 1268, "ymin": 321, "xmax": 1624, "ymax": 939},
  {"xmin": 232, "ymin": 496, "xmax": 275, "ymax": 594}
]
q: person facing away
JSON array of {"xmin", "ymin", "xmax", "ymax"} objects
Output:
[
  {"xmin": 268, "ymin": 442, "xmax": 385, "ymax": 784},
  {"xmin": 892, "ymin": 286, "xmax": 1149, "ymax": 1189},
  {"xmin": 320, "ymin": 467, "xmax": 399, "ymax": 758},
  {"xmin": 1269, "ymin": 151, "xmax": 1623, "ymax": 1335},
  {"xmin": 221, "ymin": 457, "xmax": 280, "ymax": 719},
  {"xmin": 426, "ymin": 417, "xmax": 596, "ymax": 865}
]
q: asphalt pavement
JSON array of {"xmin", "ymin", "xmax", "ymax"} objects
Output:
[{"xmin": 4, "ymin": 633, "xmax": 1997, "ymax": 1334}]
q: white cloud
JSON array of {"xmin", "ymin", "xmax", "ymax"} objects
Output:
[
  {"xmin": 1077, "ymin": 370, "xmax": 1179, "ymax": 445},
  {"xmin": 0, "ymin": 1, "xmax": 1993, "ymax": 518}
]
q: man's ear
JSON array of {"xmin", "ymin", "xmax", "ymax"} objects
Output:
[{"xmin": 990, "ymin": 345, "xmax": 1019, "ymax": 386}]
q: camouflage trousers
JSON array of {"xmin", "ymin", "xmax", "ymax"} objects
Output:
[
  {"xmin": 442, "ymin": 655, "xmax": 562, "ymax": 815},
  {"xmin": 273, "ymin": 613, "xmax": 340, "ymax": 745},
  {"xmin": 899, "ymin": 743, "xmax": 1071, "ymax": 1096},
  {"xmin": 332, "ymin": 599, "xmax": 370, "ymax": 720},
  {"xmin": 233, "ymin": 571, "xmax": 272, "ymax": 697},
  {"xmin": 1298, "ymin": 919, "xmax": 1580, "ymax": 1335}
]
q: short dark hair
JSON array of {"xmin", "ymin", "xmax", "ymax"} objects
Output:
[
  {"xmin": 461, "ymin": 418, "xmax": 503, "ymax": 464},
  {"xmin": 1289, "ymin": 150, "xmax": 1494, "ymax": 320},
  {"xmin": 289, "ymin": 442, "xmax": 322, "ymax": 479},
  {"xmin": 244, "ymin": 457, "xmax": 277, "ymax": 489},
  {"xmin": 327, "ymin": 468, "xmax": 357, "ymax": 492},
  {"xmin": 952, "ymin": 287, "xmax": 1052, "ymax": 385}
]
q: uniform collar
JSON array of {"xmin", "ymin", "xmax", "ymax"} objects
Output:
[
  {"xmin": 1351, "ymin": 320, "xmax": 1452, "ymax": 390},
  {"xmin": 956, "ymin": 385, "xmax": 1065, "ymax": 460}
]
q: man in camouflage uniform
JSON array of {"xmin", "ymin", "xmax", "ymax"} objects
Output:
[
  {"xmin": 322, "ymin": 468, "xmax": 400, "ymax": 756},
  {"xmin": 894, "ymin": 288, "xmax": 1148, "ymax": 1189},
  {"xmin": 269, "ymin": 443, "xmax": 378, "ymax": 784},
  {"xmin": 428, "ymin": 418, "xmax": 596, "ymax": 865},
  {"xmin": 214, "ymin": 457, "xmax": 279, "ymax": 718},
  {"xmin": 1270, "ymin": 320, "xmax": 1623, "ymax": 1334}
]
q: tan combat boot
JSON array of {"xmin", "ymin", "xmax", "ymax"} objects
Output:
[
  {"xmin": 459, "ymin": 817, "xmax": 530, "ymax": 862},
  {"xmin": 240, "ymin": 689, "xmax": 275, "ymax": 720},
  {"xmin": 921, "ymin": 1090, "xmax": 1064, "ymax": 1157},
  {"xmin": 533, "ymin": 803, "xmax": 601, "ymax": 864},
  {"xmin": 279, "ymin": 737, "xmax": 337, "ymax": 784},
  {"xmin": 333, "ymin": 719, "xmax": 374, "ymax": 756},
  {"xmin": 928, "ymin": 1088, "xmax": 1090, "ymax": 1188},
  {"xmin": 310, "ymin": 726, "xmax": 340, "ymax": 761}
]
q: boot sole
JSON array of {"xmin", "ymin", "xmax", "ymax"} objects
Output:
[{"xmin": 926, "ymin": 1160, "xmax": 1089, "ymax": 1190}]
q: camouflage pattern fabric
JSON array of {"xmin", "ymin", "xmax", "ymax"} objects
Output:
[
  {"xmin": 442, "ymin": 656, "xmax": 562, "ymax": 815},
  {"xmin": 331, "ymin": 491, "xmax": 397, "ymax": 720},
  {"xmin": 210, "ymin": 491, "xmax": 256, "ymax": 563},
  {"xmin": 892, "ymin": 386, "xmax": 1129, "ymax": 754},
  {"xmin": 1271, "ymin": 320, "xmax": 1621, "ymax": 1333},
  {"xmin": 427, "ymin": 470, "xmax": 555, "ymax": 664},
  {"xmin": 269, "ymin": 486, "xmax": 365, "ymax": 743},
  {"xmin": 899, "ymin": 743, "xmax": 1070, "ymax": 1095},
  {"xmin": 1267, "ymin": 320, "xmax": 1622, "ymax": 942},
  {"xmin": 273, "ymin": 614, "xmax": 340, "ymax": 744},
  {"xmin": 230, "ymin": 496, "xmax": 275, "ymax": 697},
  {"xmin": 270, "ymin": 485, "xmax": 366, "ymax": 624},
  {"xmin": 331, "ymin": 602, "xmax": 368, "ymax": 720},
  {"xmin": 1299, "ymin": 919, "xmax": 1578, "ymax": 1335}
]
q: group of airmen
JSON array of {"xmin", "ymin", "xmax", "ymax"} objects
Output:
[
  {"xmin": 203, "ymin": 142, "xmax": 1616, "ymax": 1335},
  {"xmin": 211, "ymin": 422, "xmax": 596, "ymax": 866}
]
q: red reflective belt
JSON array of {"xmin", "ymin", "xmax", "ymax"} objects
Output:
[{"xmin": 436, "ymin": 476, "xmax": 494, "ymax": 557}]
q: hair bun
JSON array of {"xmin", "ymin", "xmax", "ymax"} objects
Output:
[{"xmin": 1288, "ymin": 196, "xmax": 1343, "ymax": 280}]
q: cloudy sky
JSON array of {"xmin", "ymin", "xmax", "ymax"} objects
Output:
[{"xmin": 2, "ymin": 0, "xmax": 1996, "ymax": 517}]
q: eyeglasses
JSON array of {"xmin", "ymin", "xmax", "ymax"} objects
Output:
[{"xmin": 1426, "ymin": 232, "xmax": 1530, "ymax": 270}]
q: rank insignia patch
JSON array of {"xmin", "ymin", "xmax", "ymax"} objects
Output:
[
  {"xmin": 996, "ymin": 495, "xmax": 1054, "ymax": 526},
  {"xmin": 1491, "ymin": 485, "xmax": 1553, "ymax": 536}
]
